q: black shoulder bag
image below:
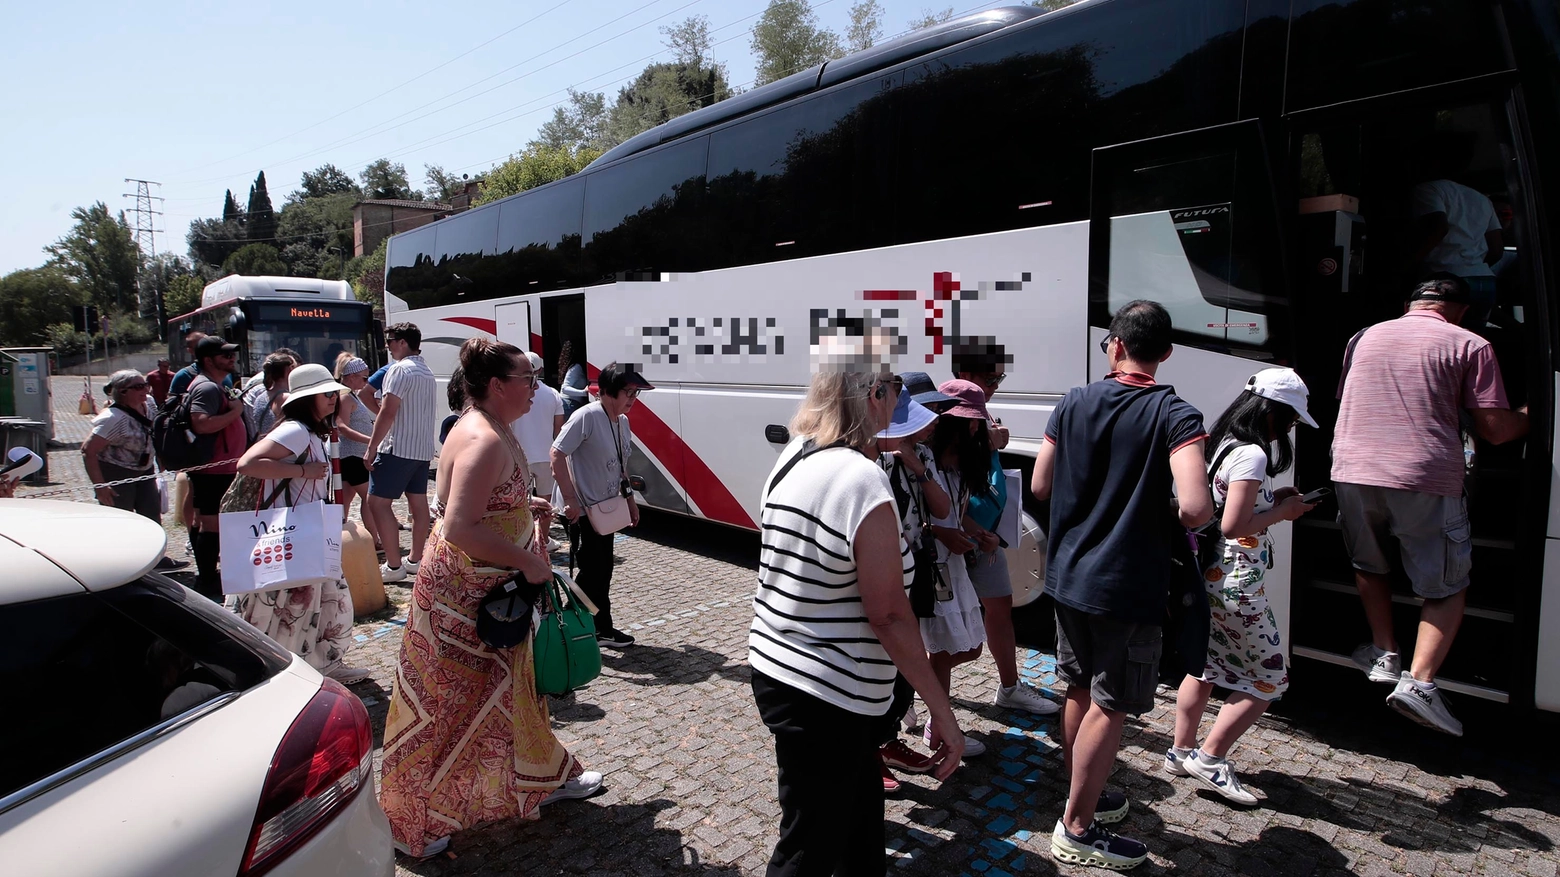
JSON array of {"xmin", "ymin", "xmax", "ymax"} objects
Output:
[
  {"xmin": 1162, "ymin": 441, "xmax": 1240, "ymax": 682},
  {"xmin": 890, "ymin": 457, "xmax": 943, "ymax": 619}
]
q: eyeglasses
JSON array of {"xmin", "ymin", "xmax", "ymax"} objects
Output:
[
  {"xmin": 502, "ymin": 373, "xmax": 540, "ymax": 388},
  {"xmin": 982, "ymin": 373, "xmax": 1007, "ymax": 387},
  {"xmin": 625, "ymin": 388, "xmax": 643, "ymax": 399},
  {"xmin": 1099, "ymin": 335, "xmax": 1116, "ymax": 354}
]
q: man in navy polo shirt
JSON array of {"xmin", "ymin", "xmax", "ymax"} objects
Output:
[{"xmin": 1030, "ymin": 300, "xmax": 1213, "ymax": 870}]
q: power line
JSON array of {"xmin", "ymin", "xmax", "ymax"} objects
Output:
[
  {"xmin": 176, "ymin": 0, "xmax": 576, "ymax": 176},
  {"xmin": 167, "ymin": 0, "xmax": 707, "ymax": 188}
]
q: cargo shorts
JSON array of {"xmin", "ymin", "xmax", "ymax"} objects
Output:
[
  {"xmin": 1055, "ymin": 604, "xmax": 1162, "ymax": 715},
  {"xmin": 1335, "ymin": 482, "xmax": 1472, "ymax": 600}
]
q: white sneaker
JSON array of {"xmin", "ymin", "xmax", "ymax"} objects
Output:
[
  {"xmin": 1386, "ymin": 672, "xmax": 1463, "ymax": 736},
  {"xmin": 392, "ymin": 835, "xmax": 450, "ymax": 858},
  {"xmin": 995, "ymin": 681, "xmax": 1061, "ymax": 716},
  {"xmin": 1183, "ymin": 752, "xmax": 1259, "ymax": 805},
  {"xmin": 380, "ymin": 562, "xmax": 407, "ymax": 583},
  {"xmin": 1351, "ymin": 643, "xmax": 1401, "ymax": 684},
  {"xmin": 902, "ymin": 699, "xmax": 921, "ymax": 733},
  {"xmin": 401, "ymin": 557, "xmax": 420, "ymax": 575},
  {"xmin": 541, "ymin": 770, "xmax": 604, "ymax": 805},
  {"xmin": 1163, "ymin": 746, "xmax": 1194, "ymax": 776},
  {"xmin": 547, "ymin": 538, "xmax": 563, "ymax": 553},
  {"xmin": 924, "ymin": 724, "xmax": 986, "ymax": 758},
  {"xmin": 324, "ymin": 663, "xmax": 371, "ymax": 685}
]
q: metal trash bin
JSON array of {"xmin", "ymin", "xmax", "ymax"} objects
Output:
[{"xmin": 0, "ymin": 418, "xmax": 49, "ymax": 484}]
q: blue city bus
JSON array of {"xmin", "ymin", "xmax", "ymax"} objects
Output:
[{"xmin": 385, "ymin": 1, "xmax": 1560, "ymax": 714}]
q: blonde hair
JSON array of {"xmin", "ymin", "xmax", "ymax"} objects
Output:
[{"xmin": 790, "ymin": 329, "xmax": 893, "ymax": 451}]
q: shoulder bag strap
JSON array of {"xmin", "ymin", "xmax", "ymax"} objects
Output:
[{"xmin": 765, "ymin": 439, "xmax": 850, "ymax": 495}]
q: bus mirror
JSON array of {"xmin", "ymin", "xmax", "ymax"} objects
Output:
[{"xmin": 228, "ymin": 309, "xmax": 249, "ymax": 333}]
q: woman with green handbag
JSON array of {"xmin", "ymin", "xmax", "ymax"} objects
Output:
[{"xmin": 379, "ymin": 338, "xmax": 603, "ymax": 860}]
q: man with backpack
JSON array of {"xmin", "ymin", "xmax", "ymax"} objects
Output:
[
  {"xmin": 184, "ymin": 336, "xmax": 247, "ymax": 600},
  {"xmin": 1030, "ymin": 301, "xmax": 1213, "ymax": 870}
]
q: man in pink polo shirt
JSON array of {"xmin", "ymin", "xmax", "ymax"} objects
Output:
[{"xmin": 1333, "ymin": 277, "xmax": 1528, "ymax": 736}]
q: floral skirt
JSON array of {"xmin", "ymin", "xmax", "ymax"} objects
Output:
[
  {"xmin": 231, "ymin": 578, "xmax": 354, "ymax": 672},
  {"xmin": 1198, "ymin": 536, "xmax": 1289, "ymax": 701}
]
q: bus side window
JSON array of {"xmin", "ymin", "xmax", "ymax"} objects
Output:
[{"xmin": 1089, "ymin": 121, "xmax": 1290, "ymax": 360}]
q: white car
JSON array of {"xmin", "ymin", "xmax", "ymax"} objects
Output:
[{"xmin": 0, "ymin": 500, "xmax": 394, "ymax": 876}]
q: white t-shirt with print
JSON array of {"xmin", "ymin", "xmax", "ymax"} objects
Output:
[
  {"xmin": 1211, "ymin": 440, "xmax": 1273, "ymax": 541},
  {"xmin": 261, "ymin": 420, "xmax": 330, "ymax": 506}
]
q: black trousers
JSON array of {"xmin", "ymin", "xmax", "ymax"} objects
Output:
[
  {"xmin": 569, "ymin": 514, "xmax": 618, "ymax": 633},
  {"xmin": 752, "ymin": 671, "xmax": 885, "ymax": 877}
]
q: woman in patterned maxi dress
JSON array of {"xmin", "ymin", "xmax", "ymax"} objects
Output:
[{"xmin": 379, "ymin": 339, "xmax": 599, "ymax": 858}]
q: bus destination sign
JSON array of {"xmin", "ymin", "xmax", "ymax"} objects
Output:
[{"xmin": 254, "ymin": 302, "xmax": 363, "ymax": 323}]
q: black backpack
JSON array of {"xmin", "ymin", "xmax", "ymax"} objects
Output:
[{"xmin": 152, "ymin": 386, "xmax": 201, "ymax": 472}]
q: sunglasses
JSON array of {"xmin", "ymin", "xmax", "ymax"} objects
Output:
[
  {"xmin": 625, "ymin": 388, "xmax": 643, "ymax": 399},
  {"xmin": 1099, "ymin": 335, "xmax": 1115, "ymax": 354},
  {"xmin": 502, "ymin": 373, "xmax": 540, "ymax": 388},
  {"xmin": 868, "ymin": 375, "xmax": 902, "ymax": 400}
]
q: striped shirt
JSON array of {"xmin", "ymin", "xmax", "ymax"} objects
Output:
[
  {"xmin": 1332, "ymin": 309, "xmax": 1508, "ymax": 497},
  {"xmin": 748, "ymin": 438, "xmax": 914, "ymax": 716},
  {"xmin": 380, "ymin": 354, "xmax": 437, "ymax": 461}
]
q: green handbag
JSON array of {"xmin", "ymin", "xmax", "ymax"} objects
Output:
[{"xmin": 533, "ymin": 571, "xmax": 601, "ymax": 696}]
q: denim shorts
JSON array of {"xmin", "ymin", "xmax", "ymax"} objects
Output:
[
  {"xmin": 1335, "ymin": 482, "xmax": 1472, "ymax": 599},
  {"xmin": 967, "ymin": 548, "xmax": 1013, "ymax": 599},
  {"xmin": 368, "ymin": 453, "xmax": 429, "ymax": 499}
]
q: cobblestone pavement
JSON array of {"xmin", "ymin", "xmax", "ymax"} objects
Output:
[{"xmin": 18, "ymin": 375, "xmax": 1560, "ymax": 876}]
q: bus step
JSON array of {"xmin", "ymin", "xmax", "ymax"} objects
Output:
[
  {"xmin": 1290, "ymin": 645, "xmax": 1509, "ymax": 704},
  {"xmin": 1298, "ymin": 577, "xmax": 1515, "ymax": 623}
]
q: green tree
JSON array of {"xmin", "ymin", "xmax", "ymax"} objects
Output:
[
  {"xmin": 45, "ymin": 202, "xmax": 143, "ymax": 312},
  {"xmin": 473, "ymin": 145, "xmax": 600, "ymax": 206},
  {"xmin": 846, "ymin": 1, "xmax": 885, "ymax": 51},
  {"xmin": 532, "ymin": 89, "xmax": 609, "ymax": 153},
  {"xmin": 344, "ymin": 238, "xmax": 388, "ymax": 307},
  {"xmin": 1030, "ymin": 0, "xmax": 1080, "ymax": 10},
  {"xmin": 662, "ymin": 15, "xmax": 722, "ymax": 71},
  {"xmin": 222, "ymin": 189, "xmax": 244, "ymax": 224},
  {"xmin": 246, "ymin": 171, "xmax": 278, "ymax": 245},
  {"xmin": 221, "ymin": 243, "xmax": 286, "ymax": 277},
  {"xmin": 276, "ymin": 192, "xmax": 356, "ymax": 277},
  {"xmin": 164, "ymin": 273, "xmax": 206, "ymax": 318},
  {"xmin": 0, "ymin": 268, "xmax": 82, "ymax": 346},
  {"xmin": 752, "ymin": 0, "xmax": 843, "ymax": 85},
  {"xmin": 907, "ymin": 6, "xmax": 954, "ymax": 30},
  {"xmin": 360, "ymin": 159, "xmax": 421, "ymax": 200},
  {"xmin": 423, "ymin": 164, "xmax": 470, "ymax": 202},
  {"xmin": 603, "ymin": 61, "xmax": 733, "ymax": 147},
  {"xmin": 187, "ymin": 216, "xmax": 246, "ymax": 270},
  {"xmin": 294, "ymin": 163, "xmax": 361, "ymax": 201}
]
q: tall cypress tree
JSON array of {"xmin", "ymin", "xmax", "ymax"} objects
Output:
[
  {"xmin": 222, "ymin": 189, "xmax": 242, "ymax": 225},
  {"xmin": 246, "ymin": 171, "xmax": 278, "ymax": 247}
]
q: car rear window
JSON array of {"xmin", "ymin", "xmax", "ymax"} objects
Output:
[{"xmin": 0, "ymin": 574, "xmax": 292, "ymax": 803}]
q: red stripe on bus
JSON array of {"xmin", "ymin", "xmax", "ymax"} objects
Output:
[
  {"xmin": 440, "ymin": 316, "xmax": 498, "ymax": 335},
  {"xmin": 626, "ymin": 400, "xmax": 755, "ymax": 529}
]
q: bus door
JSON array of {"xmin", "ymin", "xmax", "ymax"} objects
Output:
[
  {"xmin": 494, "ymin": 301, "xmax": 533, "ymax": 353},
  {"xmin": 1087, "ymin": 118, "xmax": 1296, "ymax": 636},
  {"xmin": 1286, "ymin": 79, "xmax": 1554, "ymax": 710}
]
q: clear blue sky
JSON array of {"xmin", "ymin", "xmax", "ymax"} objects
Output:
[{"xmin": 0, "ymin": 0, "xmax": 1008, "ymax": 275}]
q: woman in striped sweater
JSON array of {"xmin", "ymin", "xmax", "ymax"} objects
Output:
[{"xmin": 749, "ymin": 341, "xmax": 966, "ymax": 876}]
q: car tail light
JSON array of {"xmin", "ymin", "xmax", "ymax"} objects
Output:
[{"xmin": 238, "ymin": 678, "xmax": 374, "ymax": 876}]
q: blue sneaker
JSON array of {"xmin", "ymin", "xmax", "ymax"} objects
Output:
[{"xmin": 1051, "ymin": 820, "xmax": 1148, "ymax": 870}]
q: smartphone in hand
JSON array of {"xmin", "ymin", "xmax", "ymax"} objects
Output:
[{"xmin": 1300, "ymin": 487, "xmax": 1333, "ymax": 504}]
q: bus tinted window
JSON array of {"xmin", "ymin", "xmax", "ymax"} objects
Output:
[
  {"xmin": 432, "ymin": 206, "xmax": 501, "ymax": 301},
  {"xmin": 705, "ymin": 75, "xmax": 900, "ymax": 265},
  {"xmin": 897, "ymin": 0, "xmax": 1246, "ymax": 238},
  {"xmin": 581, "ymin": 137, "xmax": 709, "ymax": 282},
  {"xmin": 495, "ymin": 177, "xmax": 585, "ymax": 292},
  {"xmin": 1287, "ymin": 0, "xmax": 1510, "ymax": 111},
  {"xmin": 384, "ymin": 225, "xmax": 437, "ymax": 307}
]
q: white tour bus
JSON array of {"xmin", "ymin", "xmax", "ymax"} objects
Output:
[{"xmin": 385, "ymin": 1, "xmax": 1560, "ymax": 715}]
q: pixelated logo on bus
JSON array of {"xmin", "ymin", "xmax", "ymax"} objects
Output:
[{"xmin": 632, "ymin": 271, "xmax": 1029, "ymax": 366}]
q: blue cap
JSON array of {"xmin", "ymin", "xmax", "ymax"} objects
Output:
[{"xmin": 901, "ymin": 371, "xmax": 957, "ymax": 411}]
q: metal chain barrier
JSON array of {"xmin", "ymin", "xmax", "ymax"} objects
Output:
[{"xmin": 17, "ymin": 456, "xmax": 247, "ymax": 500}]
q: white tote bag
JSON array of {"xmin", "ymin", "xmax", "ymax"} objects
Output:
[{"xmin": 220, "ymin": 500, "xmax": 343, "ymax": 595}]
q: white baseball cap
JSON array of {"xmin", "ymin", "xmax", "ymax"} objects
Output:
[{"xmin": 1246, "ymin": 368, "xmax": 1317, "ymax": 428}]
